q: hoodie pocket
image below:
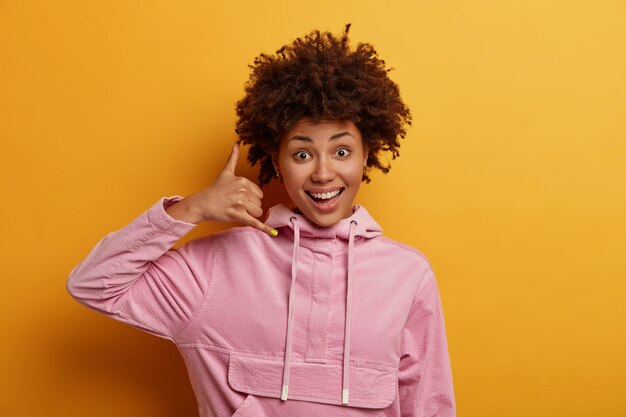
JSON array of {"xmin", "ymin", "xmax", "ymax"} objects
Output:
[
  {"xmin": 230, "ymin": 394, "xmax": 387, "ymax": 417},
  {"xmin": 227, "ymin": 354, "xmax": 396, "ymax": 414},
  {"xmin": 231, "ymin": 394, "xmax": 253, "ymax": 417},
  {"xmin": 232, "ymin": 395, "xmax": 385, "ymax": 417}
]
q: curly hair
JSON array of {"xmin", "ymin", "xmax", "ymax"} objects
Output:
[{"xmin": 235, "ymin": 24, "xmax": 412, "ymax": 186}]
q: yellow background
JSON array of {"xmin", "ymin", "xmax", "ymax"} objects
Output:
[{"xmin": 1, "ymin": 1, "xmax": 625, "ymax": 416}]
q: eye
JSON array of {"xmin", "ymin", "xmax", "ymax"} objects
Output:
[
  {"xmin": 335, "ymin": 148, "xmax": 351, "ymax": 158},
  {"xmin": 294, "ymin": 151, "xmax": 310, "ymax": 161}
]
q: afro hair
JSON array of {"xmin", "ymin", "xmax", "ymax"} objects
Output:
[{"xmin": 235, "ymin": 24, "xmax": 412, "ymax": 186}]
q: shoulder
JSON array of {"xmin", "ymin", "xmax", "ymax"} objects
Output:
[
  {"xmin": 358, "ymin": 235, "xmax": 436, "ymax": 300},
  {"xmin": 375, "ymin": 236, "xmax": 431, "ymax": 261},
  {"xmin": 368, "ymin": 235, "xmax": 433, "ymax": 271}
]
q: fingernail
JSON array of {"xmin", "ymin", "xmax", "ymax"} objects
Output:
[{"xmin": 270, "ymin": 229, "xmax": 278, "ymax": 237}]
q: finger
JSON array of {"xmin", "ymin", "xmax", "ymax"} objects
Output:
[
  {"xmin": 244, "ymin": 198, "xmax": 263, "ymax": 218},
  {"xmin": 239, "ymin": 212, "xmax": 277, "ymax": 237},
  {"xmin": 247, "ymin": 181, "xmax": 264, "ymax": 200},
  {"xmin": 221, "ymin": 142, "xmax": 239, "ymax": 177},
  {"xmin": 235, "ymin": 176, "xmax": 263, "ymax": 200}
]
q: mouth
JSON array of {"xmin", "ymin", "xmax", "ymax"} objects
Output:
[{"xmin": 305, "ymin": 188, "xmax": 345, "ymax": 211}]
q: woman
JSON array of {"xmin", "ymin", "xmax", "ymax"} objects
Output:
[{"xmin": 67, "ymin": 25, "xmax": 456, "ymax": 417}]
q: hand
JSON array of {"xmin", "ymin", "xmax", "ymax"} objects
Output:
[{"xmin": 167, "ymin": 143, "xmax": 277, "ymax": 237}]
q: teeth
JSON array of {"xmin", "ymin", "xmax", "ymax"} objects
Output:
[{"xmin": 310, "ymin": 189, "xmax": 341, "ymax": 200}]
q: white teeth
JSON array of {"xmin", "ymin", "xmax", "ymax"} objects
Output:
[{"xmin": 310, "ymin": 189, "xmax": 341, "ymax": 200}]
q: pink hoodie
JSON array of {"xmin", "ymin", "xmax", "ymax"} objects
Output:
[{"xmin": 67, "ymin": 196, "xmax": 455, "ymax": 417}]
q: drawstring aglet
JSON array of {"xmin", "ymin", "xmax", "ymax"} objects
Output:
[
  {"xmin": 281, "ymin": 384, "xmax": 289, "ymax": 401},
  {"xmin": 342, "ymin": 389, "xmax": 349, "ymax": 405}
]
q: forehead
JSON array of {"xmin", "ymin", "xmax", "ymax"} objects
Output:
[{"xmin": 281, "ymin": 118, "xmax": 361, "ymax": 143}]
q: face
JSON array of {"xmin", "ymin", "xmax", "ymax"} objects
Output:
[{"xmin": 274, "ymin": 118, "xmax": 368, "ymax": 228}]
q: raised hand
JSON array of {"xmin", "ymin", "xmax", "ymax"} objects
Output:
[{"xmin": 165, "ymin": 143, "xmax": 277, "ymax": 237}]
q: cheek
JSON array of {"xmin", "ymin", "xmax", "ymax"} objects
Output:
[
  {"xmin": 280, "ymin": 165, "xmax": 306, "ymax": 191},
  {"xmin": 344, "ymin": 163, "xmax": 365, "ymax": 184}
]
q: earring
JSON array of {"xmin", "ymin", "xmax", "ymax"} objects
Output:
[{"xmin": 275, "ymin": 167, "xmax": 281, "ymax": 178}]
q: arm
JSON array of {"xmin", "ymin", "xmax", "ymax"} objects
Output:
[
  {"xmin": 398, "ymin": 269, "xmax": 456, "ymax": 417},
  {"xmin": 66, "ymin": 196, "xmax": 204, "ymax": 341},
  {"xmin": 67, "ymin": 144, "xmax": 275, "ymax": 340}
]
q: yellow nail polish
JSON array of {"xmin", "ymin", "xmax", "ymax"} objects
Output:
[{"xmin": 270, "ymin": 229, "xmax": 278, "ymax": 237}]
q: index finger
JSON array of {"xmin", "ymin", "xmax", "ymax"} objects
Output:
[{"xmin": 239, "ymin": 212, "xmax": 277, "ymax": 237}]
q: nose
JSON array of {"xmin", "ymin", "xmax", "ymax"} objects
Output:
[{"xmin": 310, "ymin": 156, "xmax": 335, "ymax": 183}]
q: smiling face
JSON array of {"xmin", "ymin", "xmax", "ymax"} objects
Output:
[{"xmin": 274, "ymin": 118, "xmax": 368, "ymax": 228}]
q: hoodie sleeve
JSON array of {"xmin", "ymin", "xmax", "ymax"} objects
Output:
[
  {"xmin": 398, "ymin": 268, "xmax": 456, "ymax": 417},
  {"xmin": 66, "ymin": 196, "xmax": 208, "ymax": 342}
]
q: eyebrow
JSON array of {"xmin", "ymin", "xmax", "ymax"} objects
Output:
[{"xmin": 287, "ymin": 131, "xmax": 355, "ymax": 143}]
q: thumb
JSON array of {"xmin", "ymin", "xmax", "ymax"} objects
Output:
[{"xmin": 220, "ymin": 142, "xmax": 239, "ymax": 177}]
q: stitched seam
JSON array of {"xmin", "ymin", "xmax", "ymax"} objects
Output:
[
  {"xmin": 179, "ymin": 344, "xmax": 396, "ymax": 371},
  {"xmin": 228, "ymin": 378, "xmax": 393, "ymax": 407},
  {"xmin": 305, "ymin": 251, "xmax": 317, "ymax": 360},
  {"xmin": 373, "ymin": 236, "xmax": 431, "ymax": 263},
  {"xmin": 400, "ymin": 267, "xmax": 433, "ymax": 334},
  {"xmin": 413, "ymin": 376, "xmax": 422, "ymax": 416},
  {"xmin": 325, "ymin": 246, "xmax": 336, "ymax": 361}
]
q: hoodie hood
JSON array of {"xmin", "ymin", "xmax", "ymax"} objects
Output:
[
  {"xmin": 263, "ymin": 203, "xmax": 382, "ymax": 405},
  {"xmin": 265, "ymin": 203, "xmax": 383, "ymax": 240}
]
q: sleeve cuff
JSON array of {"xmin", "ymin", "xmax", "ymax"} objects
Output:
[{"xmin": 147, "ymin": 196, "xmax": 198, "ymax": 235}]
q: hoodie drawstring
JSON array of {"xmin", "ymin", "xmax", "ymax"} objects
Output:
[
  {"xmin": 342, "ymin": 219, "xmax": 357, "ymax": 405},
  {"xmin": 281, "ymin": 217, "xmax": 300, "ymax": 401},
  {"xmin": 280, "ymin": 218, "xmax": 357, "ymax": 406}
]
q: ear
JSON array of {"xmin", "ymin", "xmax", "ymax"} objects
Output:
[{"xmin": 271, "ymin": 152, "xmax": 282, "ymax": 180}]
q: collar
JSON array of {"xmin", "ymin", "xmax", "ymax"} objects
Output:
[{"xmin": 265, "ymin": 204, "xmax": 383, "ymax": 240}]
